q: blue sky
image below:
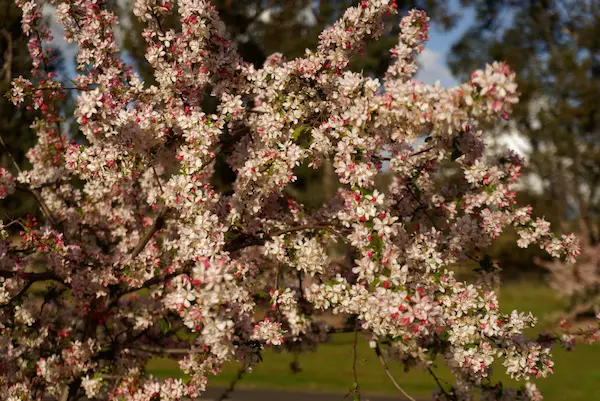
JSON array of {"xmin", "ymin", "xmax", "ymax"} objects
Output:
[{"xmin": 415, "ymin": 1, "xmax": 475, "ymax": 87}]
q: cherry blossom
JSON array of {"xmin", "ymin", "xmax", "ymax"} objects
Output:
[
  {"xmin": 0, "ymin": 168, "xmax": 16, "ymax": 199},
  {"xmin": 1, "ymin": 0, "xmax": 585, "ymax": 400}
]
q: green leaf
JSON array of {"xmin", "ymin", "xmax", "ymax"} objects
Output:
[
  {"xmin": 292, "ymin": 125, "xmax": 308, "ymax": 142},
  {"xmin": 159, "ymin": 317, "xmax": 171, "ymax": 334}
]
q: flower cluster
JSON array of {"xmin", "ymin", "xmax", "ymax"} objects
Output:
[
  {"xmin": 1, "ymin": 0, "xmax": 583, "ymax": 400},
  {"xmin": 0, "ymin": 168, "xmax": 16, "ymax": 199}
]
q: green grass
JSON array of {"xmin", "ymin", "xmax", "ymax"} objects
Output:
[{"xmin": 146, "ymin": 281, "xmax": 600, "ymax": 400}]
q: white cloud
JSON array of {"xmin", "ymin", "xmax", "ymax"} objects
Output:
[
  {"xmin": 496, "ymin": 129, "xmax": 533, "ymax": 156},
  {"xmin": 415, "ymin": 49, "xmax": 458, "ymax": 88},
  {"xmin": 43, "ymin": 5, "xmax": 78, "ymax": 79},
  {"xmin": 258, "ymin": 4, "xmax": 317, "ymax": 26}
]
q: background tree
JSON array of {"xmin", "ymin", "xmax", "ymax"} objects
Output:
[
  {"xmin": 448, "ymin": 0, "xmax": 600, "ymax": 313},
  {"xmin": 1, "ymin": 0, "xmax": 67, "ymax": 221},
  {"xmin": 0, "ymin": 0, "xmax": 41, "ymax": 219}
]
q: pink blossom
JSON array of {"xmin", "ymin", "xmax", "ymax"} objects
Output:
[{"xmin": 0, "ymin": 1, "xmax": 583, "ymax": 399}]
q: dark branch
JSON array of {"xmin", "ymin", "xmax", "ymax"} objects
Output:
[
  {"xmin": 225, "ymin": 224, "xmax": 344, "ymax": 253},
  {"xmin": 15, "ymin": 183, "xmax": 62, "ymax": 234},
  {"xmin": 217, "ymin": 365, "xmax": 247, "ymax": 401},
  {"xmin": 129, "ymin": 212, "xmax": 166, "ymax": 258},
  {"xmin": 0, "ymin": 270, "xmax": 62, "ymax": 281},
  {"xmin": 428, "ymin": 367, "xmax": 452, "ymax": 400}
]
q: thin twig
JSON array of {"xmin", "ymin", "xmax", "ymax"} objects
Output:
[
  {"xmin": 381, "ymin": 146, "xmax": 435, "ymax": 161},
  {"xmin": 275, "ymin": 263, "xmax": 281, "ymax": 289},
  {"xmin": 406, "ymin": 180, "xmax": 480, "ymax": 264},
  {"xmin": 0, "ymin": 271, "xmax": 68, "ymax": 307},
  {"xmin": 0, "ymin": 134, "xmax": 22, "ymax": 174},
  {"xmin": 1, "ymin": 133, "xmax": 62, "ymax": 231},
  {"xmin": 0, "ymin": 281, "xmax": 33, "ymax": 308},
  {"xmin": 1, "ymin": 218, "xmax": 25, "ymax": 229},
  {"xmin": 217, "ymin": 365, "xmax": 247, "ymax": 401},
  {"xmin": 32, "ymin": 86, "xmax": 92, "ymax": 91},
  {"xmin": 110, "ymin": 375, "xmax": 123, "ymax": 395},
  {"xmin": 374, "ymin": 343, "xmax": 416, "ymax": 401},
  {"xmin": 15, "ymin": 183, "xmax": 61, "ymax": 228},
  {"xmin": 151, "ymin": 166, "xmax": 164, "ymax": 194},
  {"xmin": 0, "ymin": 29, "xmax": 13, "ymax": 81},
  {"xmin": 411, "ymin": 146, "xmax": 435, "ymax": 157},
  {"xmin": 352, "ymin": 317, "xmax": 361, "ymax": 400},
  {"xmin": 428, "ymin": 367, "xmax": 452, "ymax": 400},
  {"xmin": 269, "ymin": 224, "xmax": 343, "ymax": 238},
  {"xmin": 225, "ymin": 223, "xmax": 348, "ymax": 253},
  {"xmin": 296, "ymin": 269, "xmax": 306, "ymax": 306},
  {"xmin": 132, "ymin": 345, "xmax": 191, "ymax": 355},
  {"xmin": 113, "ymin": 265, "xmax": 191, "ymax": 302}
]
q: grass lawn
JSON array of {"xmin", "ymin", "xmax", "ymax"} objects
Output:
[{"xmin": 147, "ymin": 281, "xmax": 600, "ymax": 400}]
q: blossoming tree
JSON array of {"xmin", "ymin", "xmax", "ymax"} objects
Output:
[{"xmin": 0, "ymin": 0, "xmax": 590, "ymax": 400}]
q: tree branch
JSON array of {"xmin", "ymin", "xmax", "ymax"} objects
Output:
[
  {"xmin": 374, "ymin": 343, "xmax": 416, "ymax": 401},
  {"xmin": 225, "ymin": 224, "xmax": 345, "ymax": 253},
  {"xmin": 0, "ymin": 270, "xmax": 68, "ymax": 308},
  {"xmin": 0, "ymin": 281, "xmax": 33, "ymax": 308},
  {"xmin": 129, "ymin": 212, "xmax": 166, "ymax": 258},
  {"xmin": 16, "ymin": 184, "xmax": 61, "ymax": 229},
  {"xmin": 0, "ymin": 29, "xmax": 13, "ymax": 81},
  {"xmin": 132, "ymin": 344, "xmax": 191, "ymax": 355},
  {"xmin": 428, "ymin": 367, "xmax": 452, "ymax": 400},
  {"xmin": 113, "ymin": 265, "xmax": 192, "ymax": 302},
  {"xmin": 217, "ymin": 365, "xmax": 247, "ymax": 401},
  {"xmin": 0, "ymin": 270, "xmax": 62, "ymax": 281},
  {"xmin": 32, "ymin": 86, "xmax": 92, "ymax": 91},
  {"xmin": 269, "ymin": 224, "xmax": 343, "ymax": 238},
  {"xmin": 351, "ymin": 317, "xmax": 361, "ymax": 400}
]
